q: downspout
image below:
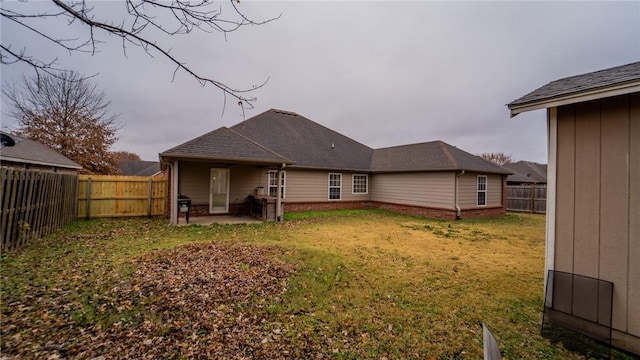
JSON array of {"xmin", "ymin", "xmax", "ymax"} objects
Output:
[{"xmin": 455, "ymin": 170, "xmax": 465, "ymax": 220}]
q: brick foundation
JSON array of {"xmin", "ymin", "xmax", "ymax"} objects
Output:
[
  {"xmin": 177, "ymin": 202, "xmax": 251, "ymax": 219},
  {"xmin": 283, "ymin": 201, "xmax": 376, "ymax": 213},
  {"xmin": 284, "ymin": 201, "xmax": 505, "ymax": 220}
]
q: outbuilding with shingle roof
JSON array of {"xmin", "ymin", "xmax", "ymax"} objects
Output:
[
  {"xmin": 0, "ymin": 131, "xmax": 82, "ymax": 173},
  {"xmin": 508, "ymin": 61, "xmax": 640, "ymax": 356}
]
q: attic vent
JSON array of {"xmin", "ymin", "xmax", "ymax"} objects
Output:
[{"xmin": 273, "ymin": 110, "xmax": 298, "ymax": 117}]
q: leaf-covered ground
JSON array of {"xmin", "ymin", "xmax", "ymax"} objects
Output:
[
  {"xmin": 2, "ymin": 243, "xmax": 303, "ymax": 359},
  {"xmin": 3, "ymin": 212, "xmax": 622, "ymax": 359}
]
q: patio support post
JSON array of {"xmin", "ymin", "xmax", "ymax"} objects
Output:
[
  {"xmin": 276, "ymin": 163, "xmax": 285, "ymax": 221},
  {"xmin": 170, "ymin": 160, "xmax": 179, "ymax": 225}
]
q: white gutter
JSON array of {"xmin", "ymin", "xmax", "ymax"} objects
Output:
[{"xmin": 0, "ymin": 156, "xmax": 82, "ymax": 170}]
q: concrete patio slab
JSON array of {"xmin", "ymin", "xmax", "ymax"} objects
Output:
[{"xmin": 177, "ymin": 215, "xmax": 264, "ymax": 226}]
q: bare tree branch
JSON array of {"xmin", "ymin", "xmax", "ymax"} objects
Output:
[{"xmin": 1, "ymin": 0, "xmax": 280, "ymax": 111}]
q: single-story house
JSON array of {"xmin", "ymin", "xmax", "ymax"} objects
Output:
[
  {"xmin": 508, "ymin": 61, "xmax": 639, "ymax": 355},
  {"xmin": 160, "ymin": 109, "xmax": 510, "ymax": 224},
  {"xmin": 118, "ymin": 160, "xmax": 163, "ymax": 177},
  {"xmin": 503, "ymin": 161, "xmax": 547, "ymax": 185},
  {"xmin": 0, "ymin": 131, "xmax": 82, "ymax": 173}
]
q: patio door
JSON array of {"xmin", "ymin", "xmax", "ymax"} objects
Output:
[{"xmin": 209, "ymin": 168, "xmax": 229, "ymax": 213}]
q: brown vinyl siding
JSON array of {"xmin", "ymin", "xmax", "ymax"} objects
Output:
[
  {"xmin": 554, "ymin": 93, "xmax": 640, "ymax": 342},
  {"xmin": 370, "ymin": 172, "xmax": 455, "ymax": 209},
  {"xmin": 178, "ymin": 161, "xmax": 210, "ymax": 204},
  {"xmin": 284, "ymin": 169, "xmax": 370, "ymax": 202},
  {"xmin": 457, "ymin": 173, "xmax": 502, "ymax": 208},
  {"xmin": 178, "ymin": 162, "xmax": 263, "ymax": 207}
]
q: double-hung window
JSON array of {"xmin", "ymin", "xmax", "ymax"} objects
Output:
[
  {"xmin": 328, "ymin": 173, "xmax": 342, "ymax": 200},
  {"xmin": 268, "ymin": 170, "xmax": 285, "ymax": 198},
  {"xmin": 477, "ymin": 175, "xmax": 487, "ymax": 206},
  {"xmin": 352, "ymin": 174, "xmax": 368, "ymax": 194}
]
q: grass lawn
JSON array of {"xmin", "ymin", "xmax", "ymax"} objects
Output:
[{"xmin": 0, "ymin": 210, "xmax": 591, "ymax": 358}]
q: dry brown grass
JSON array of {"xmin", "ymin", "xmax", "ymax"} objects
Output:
[{"xmin": 2, "ymin": 210, "xmax": 591, "ymax": 359}]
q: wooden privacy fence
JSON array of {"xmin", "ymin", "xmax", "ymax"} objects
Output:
[
  {"xmin": 78, "ymin": 175, "xmax": 167, "ymax": 219},
  {"xmin": 507, "ymin": 184, "xmax": 547, "ymax": 214},
  {"xmin": 1, "ymin": 168, "xmax": 78, "ymax": 252}
]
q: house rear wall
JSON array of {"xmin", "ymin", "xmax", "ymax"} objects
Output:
[
  {"xmin": 370, "ymin": 172, "xmax": 455, "ymax": 209},
  {"xmin": 178, "ymin": 161, "xmax": 264, "ymax": 209}
]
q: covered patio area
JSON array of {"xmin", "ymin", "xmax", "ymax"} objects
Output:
[{"xmin": 176, "ymin": 215, "xmax": 265, "ymax": 226}]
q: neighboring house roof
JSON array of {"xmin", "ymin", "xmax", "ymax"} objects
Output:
[
  {"xmin": 230, "ymin": 109, "xmax": 374, "ymax": 171},
  {"xmin": 160, "ymin": 126, "xmax": 294, "ymax": 165},
  {"xmin": 508, "ymin": 61, "xmax": 640, "ymax": 116},
  {"xmin": 161, "ymin": 109, "xmax": 511, "ymax": 175},
  {"xmin": 503, "ymin": 161, "xmax": 547, "ymax": 184},
  {"xmin": 118, "ymin": 160, "xmax": 161, "ymax": 176},
  {"xmin": 370, "ymin": 141, "xmax": 511, "ymax": 174},
  {"xmin": 0, "ymin": 131, "xmax": 82, "ymax": 170}
]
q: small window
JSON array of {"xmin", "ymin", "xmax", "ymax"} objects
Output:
[
  {"xmin": 352, "ymin": 174, "xmax": 368, "ymax": 194},
  {"xmin": 477, "ymin": 175, "xmax": 487, "ymax": 206},
  {"xmin": 328, "ymin": 173, "xmax": 342, "ymax": 200},
  {"xmin": 268, "ymin": 170, "xmax": 285, "ymax": 198}
]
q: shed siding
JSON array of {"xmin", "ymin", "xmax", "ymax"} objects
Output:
[
  {"xmin": 370, "ymin": 172, "xmax": 455, "ymax": 209},
  {"xmin": 457, "ymin": 173, "xmax": 503, "ymax": 208},
  {"xmin": 573, "ymin": 101, "xmax": 600, "ymax": 279},
  {"xmin": 555, "ymin": 105, "xmax": 576, "ymax": 274},
  {"xmin": 629, "ymin": 93, "xmax": 640, "ymax": 338},
  {"xmin": 554, "ymin": 93, "xmax": 640, "ymax": 344}
]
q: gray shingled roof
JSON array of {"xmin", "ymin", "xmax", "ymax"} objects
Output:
[
  {"xmin": 160, "ymin": 126, "xmax": 293, "ymax": 165},
  {"xmin": 370, "ymin": 141, "xmax": 512, "ymax": 174},
  {"xmin": 0, "ymin": 131, "xmax": 82, "ymax": 170},
  {"xmin": 118, "ymin": 160, "xmax": 161, "ymax": 176},
  {"xmin": 230, "ymin": 109, "xmax": 373, "ymax": 171},
  {"xmin": 508, "ymin": 61, "xmax": 640, "ymax": 112},
  {"xmin": 161, "ymin": 109, "xmax": 510, "ymax": 175},
  {"xmin": 503, "ymin": 161, "xmax": 547, "ymax": 184}
]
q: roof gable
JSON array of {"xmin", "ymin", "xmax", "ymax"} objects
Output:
[
  {"xmin": 230, "ymin": 109, "xmax": 373, "ymax": 171},
  {"xmin": 161, "ymin": 110, "xmax": 510, "ymax": 175},
  {"xmin": 503, "ymin": 161, "xmax": 547, "ymax": 183},
  {"xmin": 160, "ymin": 126, "xmax": 293, "ymax": 165},
  {"xmin": 0, "ymin": 131, "xmax": 82, "ymax": 170},
  {"xmin": 118, "ymin": 160, "xmax": 161, "ymax": 176},
  {"xmin": 371, "ymin": 141, "xmax": 512, "ymax": 174},
  {"xmin": 508, "ymin": 61, "xmax": 640, "ymax": 116}
]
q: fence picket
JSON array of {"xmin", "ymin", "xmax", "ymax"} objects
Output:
[
  {"xmin": 2, "ymin": 170, "xmax": 168, "ymax": 252},
  {"xmin": 507, "ymin": 184, "xmax": 547, "ymax": 214},
  {"xmin": 77, "ymin": 175, "xmax": 167, "ymax": 219}
]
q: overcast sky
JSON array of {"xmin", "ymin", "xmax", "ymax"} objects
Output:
[{"xmin": 2, "ymin": 1, "xmax": 639, "ymax": 163}]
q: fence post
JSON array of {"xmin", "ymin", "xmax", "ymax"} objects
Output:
[
  {"xmin": 147, "ymin": 177, "xmax": 153, "ymax": 218},
  {"xmin": 85, "ymin": 177, "xmax": 92, "ymax": 220},
  {"xmin": 530, "ymin": 184, "xmax": 535, "ymax": 214}
]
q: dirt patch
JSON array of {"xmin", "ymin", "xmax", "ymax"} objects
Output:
[{"xmin": 1, "ymin": 243, "xmax": 299, "ymax": 359}]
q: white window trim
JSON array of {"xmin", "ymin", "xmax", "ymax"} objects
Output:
[
  {"xmin": 268, "ymin": 170, "xmax": 286, "ymax": 199},
  {"xmin": 352, "ymin": 174, "xmax": 368, "ymax": 195},
  {"xmin": 328, "ymin": 173, "xmax": 342, "ymax": 200},
  {"xmin": 477, "ymin": 175, "xmax": 487, "ymax": 207}
]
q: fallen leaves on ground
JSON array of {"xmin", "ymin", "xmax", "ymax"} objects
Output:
[{"xmin": 1, "ymin": 242, "xmax": 310, "ymax": 359}]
